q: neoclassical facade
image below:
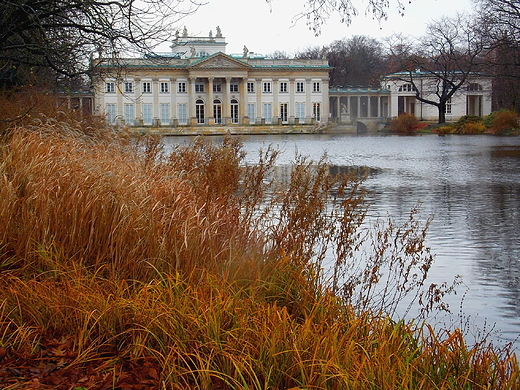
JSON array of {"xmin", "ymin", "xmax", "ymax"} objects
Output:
[
  {"xmin": 92, "ymin": 28, "xmax": 493, "ymax": 131},
  {"xmin": 382, "ymin": 71, "xmax": 493, "ymax": 121},
  {"xmin": 92, "ymin": 27, "xmax": 330, "ymax": 128}
]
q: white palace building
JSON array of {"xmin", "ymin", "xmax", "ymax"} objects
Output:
[{"xmin": 92, "ymin": 27, "xmax": 493, "ymax": 133}]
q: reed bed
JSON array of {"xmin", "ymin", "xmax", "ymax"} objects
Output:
[{"xmin": 0, "ymin": 120, "xmax": 518, "ymax": 389}]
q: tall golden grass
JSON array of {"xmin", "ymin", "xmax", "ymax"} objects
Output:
[{"xmin": 0, "ymin": 119, "xmax": 518, "ymax": 389}]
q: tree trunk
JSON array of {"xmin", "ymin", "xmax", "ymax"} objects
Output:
[{"xmin": 438, "ymin": 104, "xmax": 446, "ymax": 124}]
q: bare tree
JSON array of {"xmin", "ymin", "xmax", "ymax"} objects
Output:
[
  {"xmin": 327, "ymin": 35, "xmax": 385, "ymax": 87},
  {"xmin": 270, "ymin": 0, "xmax": 408, "ymax": 35},
  {"xmin": 0, "ymin": 0, "xmax": 201, "ymax": 88},
  {"xmin": 386, "ymin": 14, "xmax": 488, "ymax": 123},
  {"xmin": 473, "ymin": 0, "xmax": 520, "ymax": 110}
]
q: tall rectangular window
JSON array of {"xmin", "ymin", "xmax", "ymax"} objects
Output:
[
  {"xmin": 247, "ymin": 103, "xmax": 255, "ymax": 120},
  {"xmin": 230, "ymin": 83, "xmax": 239, "ymax": 93},
  {"xmin": 178, "ymin": 82, "xmax": 186, "ymax": 93},
  {"xmin": 262, "ymin": 103, "xmax": 272, "ymax": 123},
  {"xmin": 313, "ymin": 82, "xmax": 320, "ymax": 92},
  {"xmin": 178, "ymin": 103, "xmax": 187, "ymax": 124},
  {"xmin": 142, "ymin": 82, "xmax": 151, "ymax": 93},
  {"xmin": 445, "ymin": 98, "xmax": 452, "ymax": 114},
  {"xmin": 160, "ymin": 82, "xmax": 169, "ymax": 93},
  {"xmin": 280, "ymin": 103, "xmax": 288, "ymax": 122},
  {"xmin": 124, "ymin": 82, "xmax": 133, "ymax": 93},
  {"xmin": 124, "ymin": 103, "xmax": 134, "ymax": 124},
  {"xmin": 312, "ymin": 102, "xmax": 321, "ymax": 121},
  {"xmin": 247, "ymin": 82, "xmax": 255, "ymax": 93},
  {"xmin": 263, "ymin": 82, "xmax": 271, "ymax": 93},
  {"xmin": 296, "ymin": 82, "xmax": 304, "ymax": 93},
  {"xmin": 279, "ymin": 82, "xmax": 288, "ymax": 93},
  {"xmin": 160, "ymin": 103, "xmax": 170, "ymax": 124},
  {"xmin": 105, "ymin": 82, "xmax": 115, "ymax": 93},
  {"xmin": 106, "ymin": 104, "xmax": 116, "ymax": 123},
  {"xmin": 142, "ymin": 103, "xmax": 152, "ymax": 125},
  {"xmin": 296, "ymin": 102, "xmax": 305, "ymax": 119}
]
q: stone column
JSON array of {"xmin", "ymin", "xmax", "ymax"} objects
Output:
[
  {"xmin": 116, "ymin": 78, "xmax": 123, "ymax": 124},
  {"xmin": 170, "ymin": 77, "xmax": 177, "ymax": 126},
  {"xmin": 189, "ymin": 77, "xmax": 197, "ymax": 124},
  {"xmin": 152, "ymin": 78, "xmax": 159, "ymax": 120},
  {"xmin": 207, "ymin": 77, "xmax": 214, "ymax": 125},
  {"xmin": 289, "ymin": 78, "xmax": 295, "ymax": 118},
  {"xmin": 306, "ymin": 78, "xmax": 312, "ymax": 123},
  {"xmin": 223, "ymin": 77, "xmax": 230, "ymax": 124},
  {"xmin": 134, "ymin": 78, "xmax": 142, "ymax": 123},
  {"xmin": 239, "ymin": 78, "xmax": 247, "ymax": 124},
  {"xmin": 255, "ymin": 78, "xmax": 262, "ymax": 124},
  {"xmin": 273, "ymin": 78, "xmax": 279, "ymax": 121},
  {"xmin": 322, "ymin": 77, "xmax": 329, "ymax": 123}
]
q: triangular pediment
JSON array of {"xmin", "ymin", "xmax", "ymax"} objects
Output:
[{"xmin": 188, "ymin": 53, "xmax": 251, "ymax": 70}]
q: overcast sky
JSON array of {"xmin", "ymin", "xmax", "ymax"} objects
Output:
[{"xmin": 161, "ymin": 0, "xmax": 475, "ymax": 56}]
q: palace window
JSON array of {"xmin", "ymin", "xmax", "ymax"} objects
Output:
[
  {"xmin": 106, "ymin": 82, "xmax": 115, "ymax": 93},
  {"xmin": 178, "ymin": 82, "xmax": 186, "ymax": 93},
  {"xmin": 263, "ymin": 82, "xmax": 271, "ymax": 93},
  {"xmin": 196, "ymin": 99, "xmax": 205, "ymax": 124},
  {"xmin": 213, "ymin": 99, "xmax": 222, "ymax": 124},
  {"xmin": 160, "ymin": 103, "xmax": 170, "ymax": 124},
  {"xmin": 279, "ymin": 82, "xmax": 288, "ymax": 93},
  {"xmin": 296, "ymin": 82, "xmax": 304, "ymax": 93},
  {"xmin": 230, "ymin": 98, "xmax": 239, "ymax": 124},
  {"xmin": 178, "ymin": 103, "xmax": 187, "ymax": 124},
  {"xmin": 247, "ymin": 103, "xmax": 255, "ymax": 119},
  {"xmin": 142, "ymin": 82, "xmax": 151, "ymax": 93},
  {"xmin": 143, "ymin": 104, "xmax": 152, "ymax": 125},
  {"xmin": 262, "ymin": 103, "xmax": 272, "ymax": 123},
  {"xmin": 247, "ymin": 82, "xmax": 255, "ymax": 93},
  {"xmin": 213, "ymin": 84, "xmax": 222, "ymax": 93},
  {"xmin": 230, "ymin": 83, "xmax": 239, "ymax": 93},
  {"xmin": 160, "ymin": 82, "xmax": 169, "ymax": 93},
  {"xmin": 124, "ymin": 82, "xmax": 133, "ymax": 93},
  {"xmin": 445, "ymin": 98, "xmax": 452, "ymax": 114},
  {"xmin": 195, "ymin": 83, "xmax": 205, "ymax": 93},
  {"xmin": 280, "ymin": 103, "xmax": 288, "ymax": 122},
  {"xmin": 124, "ymin": 103, "xmax": 134, "ymax": 124},
  {"xmin": 106, "ymin": 104, "xmax": 116, "ymax": 123},
  {"xmin": 467, "ymin": 83, "xmax": 483, "ymax": 92},
  {"xmin": 398, "ymin": 83, "xmax": 417, "ymax": 92},
  {"xmin": 296, "ymin": 102, "xmax": 305, "ymax": 119},
  {"xmin": 313, "ymin": 82, "xmax": 320, "ymax": 92},
  {"xmin": 313, "ymin": 102, "xmax": 321, "ymax": 121}
]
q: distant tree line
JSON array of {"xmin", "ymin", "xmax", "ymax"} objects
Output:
[{"xmin": 3, "ymin": 0, "xmax": 520, "ymax": 117}]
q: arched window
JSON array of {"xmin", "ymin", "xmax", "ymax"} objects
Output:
[
  {"xmin": 213, "ymin": 99, "xmax": 222, "ymax": 124},
  {"xmin": 196, "ymin": 99, "xmax": 205, "ymax": 124},
  {"xmin": 230, "ymin": 98, "xmax": 239, "ymax": 124}
]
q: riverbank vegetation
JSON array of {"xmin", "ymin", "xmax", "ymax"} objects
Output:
[
  {"xmin": 388, "ymin": 110, "xmax": 520, "ymax": 135},
  {"xmin": 0, "ymin": 115, "xmax": 518, "ymax": 389}
]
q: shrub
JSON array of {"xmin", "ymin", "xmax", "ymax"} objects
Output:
[
  {"xmin": 452, "ymin": 115, "xmax": 486, "ymax": 134},
  {"xmin": 389, "ymin": 113, "xmax": 419, "ymax": 133},
  {"xmin": 490, "ymin": 109, "xmax": 519, "ymax": 134}
]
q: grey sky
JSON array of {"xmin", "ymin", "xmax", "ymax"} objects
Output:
[{"xmin": 163, "ymin": 0, "xmax": 474, "ymax": 56}]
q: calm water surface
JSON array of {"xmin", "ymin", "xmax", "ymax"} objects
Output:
[{"xmin": 165, "ymin": 134, "xmax": 520, "ymax": 350}]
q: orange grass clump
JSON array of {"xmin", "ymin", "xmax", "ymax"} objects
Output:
[{"xmin": 0, "ymin": 121, "xmax": 518, "ymax": 389}]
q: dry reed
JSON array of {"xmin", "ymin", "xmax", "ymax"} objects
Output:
[{"xmin": 0, "ymin": 121, "xmax": 518, "ymax": 389}]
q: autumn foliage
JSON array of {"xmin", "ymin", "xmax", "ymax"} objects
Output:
[{"xmin": 0, "ymin": 119, "xmax": 518, "ymax": 389}]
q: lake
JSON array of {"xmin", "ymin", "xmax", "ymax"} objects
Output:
[{"xmin": 164, "ymin": 133, "xmax": 520, "ymax": 351}]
